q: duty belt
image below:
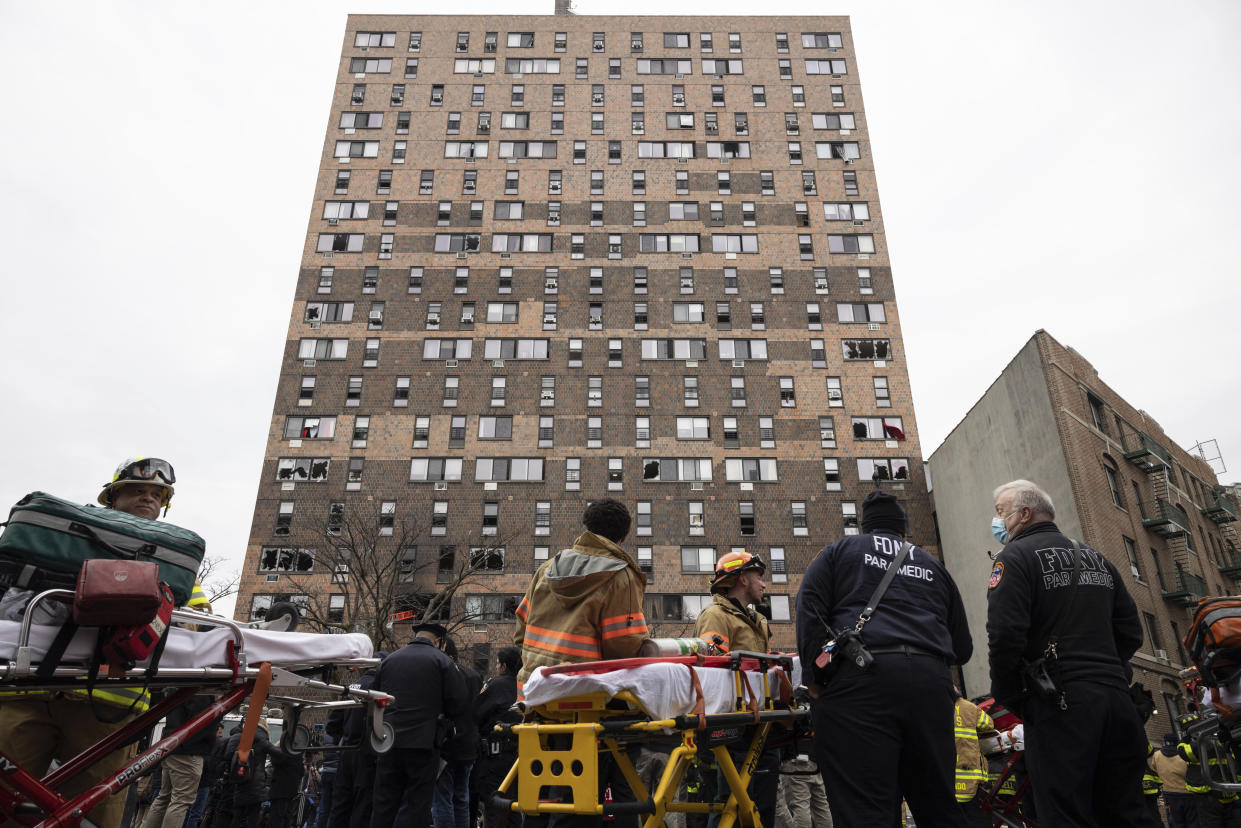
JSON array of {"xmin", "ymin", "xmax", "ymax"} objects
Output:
[{"xmin": 868, "ymin": 644, "xmax": 948, "ymax": 662}]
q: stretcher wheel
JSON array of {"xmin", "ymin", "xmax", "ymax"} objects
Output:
[{"xmin": 370, "ymin": 721, "xmax": 395, "ymax": 754}]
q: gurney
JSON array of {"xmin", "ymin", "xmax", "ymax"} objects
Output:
[
  {"xmin": 0, "ymin": 588, "xmax": 393, "ymax": 828},
  {"xmin": 491, "ymin": 651, "xmax": 808, "ymax": 828}
]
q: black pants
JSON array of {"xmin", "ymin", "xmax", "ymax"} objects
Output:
[
  {"xmin": 1198, "ymin": 794, "xmax": 1241, "ymax": 828},
  {"xmin": 1022, "ymin": 681, "xmax": 1158, "ymax": 828},
  {"xmin": 1166, "ymin": 792, "xmax": 1200, "ymax": 828},
  {"xmin": 370, "ymin": 747, "xmax": 437, "ymax": 828},
  {"xmin": 333, "ymin": 750, "xmax": 378, "ymax": 828},
  {"xmin": 709, "ymin": 745, "xmax": 779, "ymax": 828},
  {"xmin": 269, "ymin": 797, "xmax": 293, "ymax": 828},
  {"xmin": 473, "ymin": 751, "xmax": 520, "ymax": 828},
  {"xmin": 811, "ymin": 652, "xmax": 964, "ymax": 828}
]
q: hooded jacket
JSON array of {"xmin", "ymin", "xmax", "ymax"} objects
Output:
[
  {"xmin": 514, "ymin": 530, "xmax": 648, "ymax": 684},
  {"xmin": 695, "ymin": 594, "xmax": 769, "ymax": 653}
]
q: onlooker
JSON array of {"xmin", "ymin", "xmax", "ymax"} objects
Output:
[
  {"xmin": 434, "ymin": 637, "xmax": 483, "ymax": 828},
  {"xmin": 472, "ymin": 646, "xmax": 521, "ymax": 828},
  {"xmin": 141, "ymin": 692, "xmax": 218, "ymax": 828}
]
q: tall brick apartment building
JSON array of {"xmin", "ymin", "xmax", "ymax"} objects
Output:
[
  {"xmin": 237, "ymin": 11, "xmax": 932, "ymax": 665},
  {"xmin": 928, "ymin": 330, "xmax": 1239, "ymax": 734}
]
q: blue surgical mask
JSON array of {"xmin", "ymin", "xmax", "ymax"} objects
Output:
[{"xmin": 991, "ymin": 516, "xmax": 1010, "ymax": 545}]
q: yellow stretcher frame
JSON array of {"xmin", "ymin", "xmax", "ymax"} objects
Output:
[{"xmin": 493, "ymin": 652, "xmax": 808, "ymax": 828}]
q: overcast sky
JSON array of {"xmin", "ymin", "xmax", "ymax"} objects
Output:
[{"xmin": 2, "ymin": 1, "xmax": 1238, "ymax": 618}]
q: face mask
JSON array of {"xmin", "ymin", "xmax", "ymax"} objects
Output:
[{"xmin": 991, "ymin": 516, "xmax": 1010, "ymax": 545}]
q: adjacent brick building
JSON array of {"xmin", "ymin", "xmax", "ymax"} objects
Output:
[
  {"xmin": 928, "ymin": 330, "xmax": 1239, "ymax": 736},
  {"xmin": 237, "ymin": 11, "xmax": 932, "ymax": 666}
]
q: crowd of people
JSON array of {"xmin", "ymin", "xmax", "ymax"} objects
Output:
[{"xmin": 0, "ymin": 459, "xmax": 1205, "ymax": 828}]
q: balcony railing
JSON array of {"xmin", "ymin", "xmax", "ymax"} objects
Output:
[
  {"xmin": 1124, "ymin": 432, "xmax": 1172, "ymax": 472},
  {"xmin": 1203, "ymin": 492, "xmax": 1238, "ymax": 524},
  {"xmin": 1142, "ymin": 498, "xmax": 1191, "ymax": 537},
  {"xmin": 1218, "ymin": 543, "xmax": 1241, "ymax": 577},
  {"xmin": 1162, "ymin": 569, "xmax": 1209, "ymax": 607}
]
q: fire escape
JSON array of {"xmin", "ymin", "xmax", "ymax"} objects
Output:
[
  {"xmin": 1205, "ymin": 487, "xmax": 1240, "ymax": 576},
  {"xmin": 1124, "ymin": 432, "xmax": 1203, "ymax": 606}
]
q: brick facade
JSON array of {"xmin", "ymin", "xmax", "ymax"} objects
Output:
[{"xmin": 238, "ymin": 13, "xmax": 934, "ymax": 665}]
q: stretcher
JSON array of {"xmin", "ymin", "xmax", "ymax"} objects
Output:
[
  {"xmin": 0, "ymin": 588, "xmax": 393, "ymax": 828},
  {"xmin": 492, "ymin": 651, "xmax": 808, "ymax": 828},
  {"xmin": 976, "ymin": 700, "xmax": 1033, "ymax": 828}
]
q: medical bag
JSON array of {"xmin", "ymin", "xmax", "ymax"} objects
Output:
[
  {"xmin": 1185, "ymin": 596, "xmax": 1241, "ymax": 686},
  {"xmin": 0, "ymin": 491, "xmax": 205, "ymax": 605}
]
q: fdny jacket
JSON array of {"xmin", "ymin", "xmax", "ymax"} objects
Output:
[
  {"xmin": 954, "ymin": 697, "xmax": 994, "ymax": 801},
  {"xmin": 986, "ymin": 521, "xmax": 1142, "ymax": 708},
  {"xmin": 514, "ymin": 530, "xmax": 648, "ymax": 684},
  {"xmin": 695, "ymin": 594, "xmax": 769, "ymax": 653},
  {"xmin": 796, "ymin": 530, "xmax": 973, "ymax": 685}
]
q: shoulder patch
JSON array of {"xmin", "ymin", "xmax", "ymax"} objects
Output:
[{"xmin": 988, "ymin": 561, "xmax": 1005, "ymax": 589}]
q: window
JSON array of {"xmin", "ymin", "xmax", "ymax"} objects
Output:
[
  {"xmin": 491, "ymin": 377, "xmax": 507, "ymax": 406},
  {"xmin": 739, "ymin": 502, "xmax": 755, "ymax": 536},
  {"xmin": 345, "ymin": 376, "xmax": 362, "ymax": 406},
  {"xmin": 677, "ymin": 417, "xmax": 710, "ymax": 440},
  {"xmin": 805, "ymin": 58, "xmax": 848, "ymax": 74},
  {"xmin": 700, "ymin": 32, "xmax": 713, "ymax": 51},
  {"xmin": 683, "ymin": 376, "xmax": 699, "ymax": 406},
  {"xmin": 541, "ymin": 375, "xmax": 556, "ymax": 405},
  {"xmin": 392, "ymin": 376, "xmax": 409, "ymax": 406},
  {"xmin": 539, "ymin": 416, "xmax": 554, "ymax": 448},
  {"xmin": 780, "ymin": 377, "xmax": 796, "ymax": 407},
  {"xmin": 635, "ymin": 376, "xmax": 650, "ymax": 405},
  {"xmin": 711, "ymin": 234, "xmax": 758, "ymax": 253},
  {"xmin": 554, "ymin": 31, "xmax": 567, "ymax": 51},
  {"xmin": 478, "ymin": 416, "xmax": 513, "ymax": 440},
  {"xmin": 576, "ymin": 57, "xmax": 588, "ymax": 78},
  {"xmin": 491, "ymin": 234, "xmax": 553, "ymax": 253},
  {"xmin": 409, "ymin": 458, "xmax": 463, "ymax": 482},
  {"xmin": 676, "ymin": 170, "xmax": 690, "ymax": 194},
  {"xmin": 443, "ymin": 141, "xmax": 489, "ymax": 159},
  {"xmin": 422, "ymin": 339, "xmax": 472, "ymax": 360},
  {"xmin": 725, "ymin": 458, "xmax": 778, "ymax": 482},
  {"xmin": 634, "ymin": 417, "xmax": 650, "ymax": 447},
  {"xmin": 1104, "ymin": 456, "xmax": 1125, "ymax": 507},
  {"xmin": 636, "ymin": 59, "xmax": 692, "ymax": 75},
  {"xmin": 752, "ymin": 86, "xmax": 766, "ymax": 105},
  {"xmin": 642, "ymin": 458, "xmax": 713, "ymax": 482},
  {"xmin": 638, "ymin": 234, "xmax": 700, "ymax": 253},
  {"xmin": 442, "ymin": 376, "xmax": 460, "ymax": 407},
  {"xmin": 1124, "ymin": 536, "xmax": 1142, "ymax": 579},
  {"xmin": 378, "ymin": 501, "xmax": 396, "ymax": 535},
  {"xmin": 857, "ymin": 458, "xmax": 910, "ymax": 482},
  {"xmin": 637, "ymin": 141, "xmax": 696, "ymax": 159},
  {"xmin": 837, "ymin": 302, "xmax": 886, "ymax": 323},
  {"xmin": 843, "ymin": 339, "xmax": 892, "ymax": 361},
  {"xmin": 355, "ymin": 31, "xmax": 396, "ymax": 47},
  {"xmin": 636, "ymin": 502, "xmax": 652, "ymax": 536},
  {"xmin": 664, "ymin": 32, "xmax": 690, "ymax": 48},
  {"xmin": 873, "ymin": 377, "xmax": 890, "ymax": 407},
  {"xmin": 812, "ymin": 112, "xmax": 857, "ymax": 130},
  {"xmin": 348, "ymin": 57, "xmax": 393, "ymax": 74},
  {"xmin": 456, "ymin": 31, "xmax": 470, "ymax": 51},
  {"xmin": 304, "ymin": 301, "xmax": 355, "ymax": 322},
  {"xmin": 588, "ymin": 376, "xmax": 603, "ymax": 404},
  {"xmin": 543, "ymin": 302, "xmax": 558, "ymax": 330},
  {"xmin": 507, "ymin": 31, "xmax": 534, "ymax": 47},
  {"xmin": 534, "ymin": 502, "xmax": 551, "ymax": 535},
  {"xmin": 730, "ymin": 376, "xmax": 746, "ymax": 407},
  {"xmin": 284, "ymin": 415, "xmax": 336, "ymax": 440},
  {"xmin": 717, "ymin": 339, "xmax": 768, "ymax": 360},
  {"xmin": 817, "ymin": 142, "xmax": 861, "ymax": 161},
  {"xmin": 475, "ymin": 458, "xmax": 545, "ymax": 482},
  {"xmin": 454, "ymin": 58, "xmax": 495, "ymax": 74},
  {"xmin": 702, "ymin": 59, "xmax": 744, "ymax": 75},
  {"xmin": 275, "ymin": 458, "xmax": 330, "ymax": 482}
]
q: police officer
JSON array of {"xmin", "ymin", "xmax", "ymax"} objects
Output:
[
  {"xmin": 796, "ymin": 489, "xmax": 972, "ymax": 828},
  {"xmin": 987, "ymin": 479, "xmax": 1155, "ymax": 827}
]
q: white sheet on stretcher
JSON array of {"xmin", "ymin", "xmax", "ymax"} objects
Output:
[
  {"xmin": 0, "ymin": 621, "xmax": 373, "ymax": 671},
  {"xmin": 522, "ymin": 658, "xmax": 802, "ymax": 721}
]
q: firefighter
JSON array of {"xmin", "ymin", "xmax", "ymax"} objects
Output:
[
  {"xmin": 1150, "ymin": 731, "xmax": 1197, "ymax": 828},
  {"xmin": 694, "ymin": 551, "xmax": 779, "ymax": 828},
  {"xmin": 1180, "ymin": 735, "xmax": 1239, "ymax": 828},
  {"xmin": 953, "ymin": 691, "xmax": 994, "ymax": 827}
]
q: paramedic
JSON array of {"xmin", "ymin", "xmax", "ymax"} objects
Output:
[
  {"xmin": 987, "ymin": 479, "xmax": 1154, "ymax": 827},
  {"xmin": 796, "ymin": 489, "xmax": 972, "ymax": 828}
]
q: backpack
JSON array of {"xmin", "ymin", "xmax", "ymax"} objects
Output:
[{"xmin": 1184, "ymin": 596, "xmax": 1241, "ymax": 687}]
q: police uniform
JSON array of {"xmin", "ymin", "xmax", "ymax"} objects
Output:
[
  {"xmin": 987, "ymin": 520, "xmax": 1155, "ymax": 827},
  {"xmin": 795, "ymin": 490, "xmax": 972, "ymax": 828}
]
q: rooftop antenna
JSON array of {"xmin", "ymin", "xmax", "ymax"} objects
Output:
[{"xmin": 1189, "ymin": 438, "xmax": 1227, "ymax": 476}]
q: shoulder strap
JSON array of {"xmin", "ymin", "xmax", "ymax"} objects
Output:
[
  {"xmin": 855, "ymin": 541, "xmax": 913, "ymax": 633},
  {"xmin": 1045, "ymin": 539, "xmax": 1083, "ymax": 646}
]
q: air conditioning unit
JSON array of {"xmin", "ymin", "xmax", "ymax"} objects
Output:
[
  {"xmin": 674, "ymin": 73, "xmax": 684, "ymax": 79},
  {"xmin": 548, "ymin": 215, "xmax": 560, "ymax": 225},
  {"xmin": 545, "ymin": 279, "xmax": 558, "ymax": 289},
  {"xmin": 1156, "ymin": 648, "xmax": 1168, "ymax": 661},
  {"xmin": 303, "ymin": 359, "xmax": 317, "ymax": 368},
  {"xmin": 463, "ymin": 182, "xmax": 476, "ymax": 192},
  {"xmin": 492, "ymin": 359, "xmax": 505, "ymax": 368},
  {"xmin": 444, "ymin": 359, "xmax": 458, "ymax": 368},
  {"xmin": 478, "ymin": 124, "xmax": 490, "ymax": 133},
  {"xmin": 592, "ymin": 95, "xmax": 604, "ymax": 105},
  {"xmin": 499, "ymin": 252, "xmax": 511, "ymax": 259},
  {"xmin": 631, "ymin": 40, "xmax": 643, "ymax": 50},
  {"xmin": 593, "ymin": 41, "xmax": 605, "ymax": 51},
  {"xmin": 541, "ymin": 391, "xmax": 555, "ymax": 401},
  {"xmin": 828, "ymin": 389, "xmax": 842, "ymax": 400},
  {"xmin": 427, "ymin": 313, "xmax": 440, "ymax": 325},
  {"xmin": 485, "ymin": 43, "xmax": 496, "ymax": 52},
  {"xmin": 706, "ymin": 126, "xmax": 718, "ymax": 134},
  {"xmin": 327, "ymin": 217, "xmax": 339, "ymax": 226},
  {"xmin": 456, "ymin": 252, "xmax": 468, "ymax": 259},
  {"xmin": 868, "ymin": 323, "xmax": 881, "ymax": 331},
  {"xmin": 732, "ymin": 360, "xmax": 745, "ymax": 368},
  {"xmin": 368, "ymin": 311, "xmax": 383, "ymax": 323},
  {"xmin": 609, "ymin": 244, "xmax": 621, "ymax": 254},
  {"xmin": 690, "ymin": 483, "xmax": 705, "ymax": 492},
  {"xmin": 714, "ymin": 73, "xmax": 723, "ymax": 79},
  {"xmin": 543, "ymin": 315, "xmax": 556, "ymax": 325},
  {"xmin": 673, "ymin": 94, "xmax": 685, "ymax": 105},
  {"xmin": 360, "ymin": 45, "xmax": 369, "ymax": 52},
  {"xmin": 681, "ymin": 252, "xmax": 693, "ymax": 259},
  {"xmin": 461, "ymin": 313, "xmax": 474, "ymax": 324},
  {"xmin": 685, "ymin": 359, "xmax": 698, "ymax": 368},
  {"xmin": 434, "ymin": 481, "xmax": 449, "ymax": 491},
  {"xmin": 815, "ymin": 280, "xmax": 829, "ymax": 291},
  {"xmin": 549, "ymin": 183, "xmax": 562, "ymax": 193}
]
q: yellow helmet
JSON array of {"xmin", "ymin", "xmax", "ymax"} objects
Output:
[{"xmin": 98, "ymin": 457, "xmax": 176, "ymax": 512}]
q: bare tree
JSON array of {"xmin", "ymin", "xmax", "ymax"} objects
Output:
[
  {"xmin": 196, "ymin": 554, "xmax": 240, "ymax": 605},
  {"xmin": 281, "ymin": 502, "xmax": 511, "ymax": 651}
]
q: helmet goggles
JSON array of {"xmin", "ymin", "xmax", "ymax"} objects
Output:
[{"xmin": 116, "ymin": 458, "xmax": 176, "ymax": 487}]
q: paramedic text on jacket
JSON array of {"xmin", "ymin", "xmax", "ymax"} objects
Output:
[
  {"xmin": 985, "ymin": 478, "xmax": 1155, "ymax": 828},
  {"xmin": 795, "ymin": 489, "xmax": 972, "ymax": 828}
]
